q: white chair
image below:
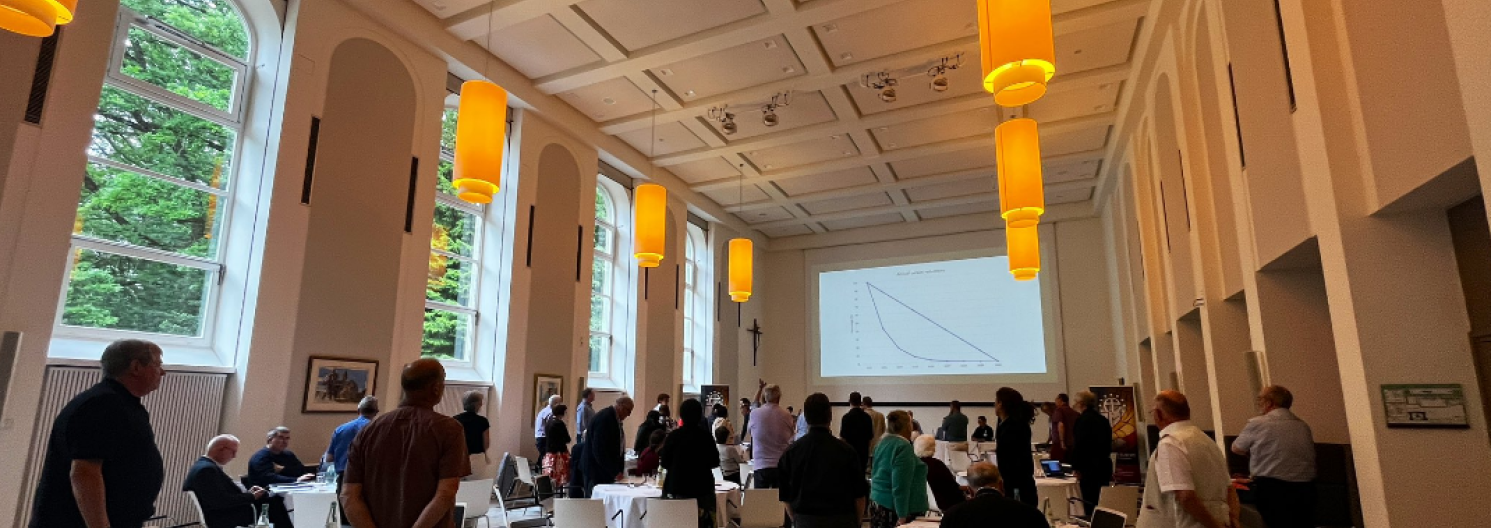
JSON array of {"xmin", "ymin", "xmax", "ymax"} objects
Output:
[
  {"xmin": 947, "ymin": 451, "xmax": 972, "ymax": 473},
  {"xmin": 741, "ymin": 462, "xmax": 755, "ymax": 488},
  {"xmin": 642, "ymin": 498, "xmax": 697, "ymax": 528},
  {"xmin": 185, "ymin": 491, "xmax": 208, "ymax": 526},
  {"xmin": 457, "ymin": 478, "xmax": 495, "ymax": 528},
  {"xmin": 712, "ymin": 468, "xmax": 726, "ymax": 484},
  {"xmin": 734, "ymin": 489, "xmax": 784, "ymax": 528},
  {"xmin": 495, "ymin": 480, "xmax": 549, "ymax": 528},
  {"xmin": 552, "ymin": 498, "xmax": 607, "ymax": 527},
  {"xmin": 1096, "ymin": 485, "xmax": 1140, "ymax": 526},
  {"xmin": 924, "ymin": 483, "xmax": 942, "ymax": 514}
]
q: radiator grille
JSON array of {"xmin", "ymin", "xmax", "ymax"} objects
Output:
[{"xmin": 18, "ymin": 366, "xmax": 227, "ymax": 527}]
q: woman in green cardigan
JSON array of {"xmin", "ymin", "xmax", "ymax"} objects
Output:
[{"xmin": 869, "ymin": 410, "xmax": 929, "ymax": 527}]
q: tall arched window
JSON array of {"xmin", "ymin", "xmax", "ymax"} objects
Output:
[
  {"xmin": 424, "ymin": 107, "xmax": 485, "ymax": 362},
  {"xmin": 55, "ymin": 0, "xmax": 251, "ymax": 344},
  {"xmin": 682, "ymin": 223, "xmax": 713, "ymax": 393},
  {"xmin": 589, "ymin": 177, "xmax": 632, "ymax": 388}
]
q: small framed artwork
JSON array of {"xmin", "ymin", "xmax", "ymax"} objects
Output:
[
  {"xmin": 304, "ymin": 356, "xmax": 378, "ymax": 413},
  {"xmin": 1381, "ymin": 383, "xmax": 1470, "ymax": 428},
  {"xmin": 534, "ymin": 373, "xmax": 564, "ymax": 422}
]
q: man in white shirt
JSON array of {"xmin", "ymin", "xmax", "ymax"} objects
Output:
[
  {"xmin": 1137, "ymin": 391, "xmax": 1238, "ymax": 528},
  {"xmin": 535, "ymin": 394, "xmax": 561, "ymax": 457},
  {"xmin": 1231, "ymin": 385, "xmax": 1316, "ymax": 528}
]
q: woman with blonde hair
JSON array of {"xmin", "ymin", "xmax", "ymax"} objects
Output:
[{"xmin": 869, "ymin": 410, "xmax": 929, "ymax": 527}]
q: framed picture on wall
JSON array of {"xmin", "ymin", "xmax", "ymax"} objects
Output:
[
  {"xmin": 534, "ymin": 374, "xmax": 564, "ymax": 423},
  {"xmin": 303, "ymin": 356, "xmax": 378, "ymax": 413}
]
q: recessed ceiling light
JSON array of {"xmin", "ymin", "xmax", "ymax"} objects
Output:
[
  {"xmin": 658, "ymin": 68, "xmax": 674, "ymax": 76},
  {"xmin": 1099, "ymin": 83, "xmax": 1113, "ymax": 89},
  {"xmin": 764, "ymin": 40, "xmax": 778, "ymax": 50},
  {"xmin": 886, "ymin": 143, "xmax": 897, "ymax": 148},
  {"xmin": 830, "ymin": 135, "xmax": 840, "ymax": 140},
  {"xmin": 684, "ymin": 90, "xmax": 696, "ymax": 97},
  {"xmin": 1073, "ymin": 49, "xmax": 1084, "ymax": 55},
  {"xmin": 764, "ymin": 164, "xmax": 774, "ymax": 169},
  {"xmin": 843, "ymin": 150, "xmax": 855, "ymax": 156},
  {"xmin": 840, "ymin": 52, "xmax": 854, "ymax": 61},
  {"xmin": 782, "ymin": 66, "xmax": 796, "ymax": 74},
  {"xmin": 594, "ymin": 113, "xmax": 605, "ymax": 119},
  {"xmin": 749, "ymin": 151, "xmax": 759, "ymax": 156},
  {"xmin": 432, "ymin": 1, "xmax": 446, "ymax": 10},
  {"xmin": 602, "ymin": 97, "xmax": 616, "ymax": 105},
  {"xmin": 822, "ymin": 23, "xmax": 838, "ymax": 33},
  {"xmin": 964, "ymin": 22, "xmax": 975, "ymax": 31},
  {"xmin": 877, "ymin": 127, "xmax": 888, "ymax": 132},
  {"xmin": 1095, "ymin": 104, "xmax": 1105, "ymax": 111}
]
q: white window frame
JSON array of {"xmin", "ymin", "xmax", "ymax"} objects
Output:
[
  {"xmin": 52, "ymin": 5, "xmax": 252, "ymax": 353},
  {"xmin": 588, "ymin": 177, "xmax": 633, "ymax": 390},
  {"xmin": 682, "ymin": 223, "xmax": 712, "ymax": 393},
  {"xmin": 425, "ymin": 107, "xmax": 484, "ymax": 366}
]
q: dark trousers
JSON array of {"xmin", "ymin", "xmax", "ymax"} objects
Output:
[
  {"xmin": 1006, "ymin": 478, "xmax": 1038, "ymax": 507},
  {"xmin": 723, "ymin": 471, "xmax": 741, "ymax": 485},
  {"xmin": 1253, "ymin": 477, "xmax": 1315, "ymax": 528},
  {"xmin": 752, "ymin": 467, "xmax": 781, "ymax": 489},
  {"xmin": 536, "ymin": 437, "xmax": 548, "ymax": 458},
  {"xmin": 251, "ymin": 495, "xmax": 293, "ymax": 527},
  {"xmin": 1077, "ymin": 471, "xmax": 1112, "ymax": 517},
  {"xmin": 792, "ymin": 512, "xmax": 859, "ymax": 528}
]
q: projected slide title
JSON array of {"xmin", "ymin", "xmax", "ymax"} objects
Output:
[{"xmin": 817, "ymin": 256, "xmax": 1046, "ymax": 378}]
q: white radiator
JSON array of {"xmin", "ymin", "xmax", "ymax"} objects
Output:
[{"xmin": 18, "ymin": 366, "xmax": 228, "ymax": 527}]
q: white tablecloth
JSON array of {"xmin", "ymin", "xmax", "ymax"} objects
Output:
[
  {"xmin": 269, "ymin": 483, "xmax": 337, "ymax": 527},
  {"xmin": 949, "ymin": 475, "xmax": 1081, "ymax": 522},
  {"xmin": 592, "ymin": 482, "xmax": 741, "ymax": 528}
]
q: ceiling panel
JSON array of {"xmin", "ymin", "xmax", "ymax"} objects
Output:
[
  {"xmin": 1045, "ymin": 158, "xmax": 1102, "ymax": 184},
  {"xmin": 482, "ymin": 15, "xmax": 603, "ymax": 79},
  {"xmin": 889, "ymin": 147, "xmax": 996, "ymax": 179},
  {"xmin": 1052, "ymin": 0, "xmax": 1121, "ymax": 14},
  {"xmin": 773, "ymin": 166, "xmax": 880, "ymax": 196},
  {"xmin": 558, "ymin": 77, "xmax": 655, "ymax": 121},
  {"xmin": 412, "ymin": 0, "xmax": 488, "ymax": 19},
  {"xmin": 814, "ymin": 0, "xmax": 977, "ymax": 67},
  {"xmin": 1026, "ymin": 82, "xmax": 1122, "ymax": 123},
  {"xmin": 744, "ymin": 134, "xmax": 860, "ymax": 171},
  {"xmin": 821, "ymin": 212, "xmax": 905, "ymax": 231},
  {"xmin": 706, "ymin": 91, "xmax": 837, "ymax": 140},
  {"xmin": 847, "ymin": 47, "xmax": 987, "ymax": 116},
  {"xmin": 872, "ymin": 108, "xmax": 995, "ymax": 151},
  {"xmin": 800, "ymin": 192, "xmax": 894, "ymax": 215},
  {"xmin": 1048, "ymin": 187, "xmax": 1094, "ymax": 205},
  {"xmin": 904, "ymin": 178, "xmax": 993, "ymax": 202},
  {"xmin": 616, "ymin": 121, "xmax": 708, "ymax": 156},
  {"xmin": 1043, "ymin": 125, "xmax": 1112, "ymax": 156},
  {"xmin": 1055, "ymin": 19, "xmax": 1140, "ymax": 74},
  {"xmin": 576, "ymin": 0, "xmax": 767, "ymax": 51},
  {"xmin": 705, "ymin": 184, "xmax": 771, "ymax": 208},
  {"xmin": 737, "ymin": 205, "xmax": 797, "ymax": 224},
  {"xmin": 760, "ymin": 224, "xmax": 815, "ymax": 237},
  {"xmin": 651, "ymin": 35, "xmax": 806, "ymax": 100},
  {"xmin": 916, "ymin": 201, "xmax": 1000, "ymax": 219},
  {"xmin": 669, "ymin": 156, "xmax": 742, "ymax": 184}
]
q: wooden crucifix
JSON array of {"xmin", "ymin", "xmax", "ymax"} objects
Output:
[{"xmin": 747, "ymin": 318, "xmax": 764, "ymax": 366}]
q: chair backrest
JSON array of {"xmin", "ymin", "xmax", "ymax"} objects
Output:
[
  {"xmin": 553, "ymin": 498, "xmax": 607, "ymax": 527},
  {"xmin": 1097, "ymin": 485, "xmax": 1141, "ymax": 525},
  {"xmin": 1090, "ymin": 507, "xmax": 1128, "ymax": 528},
  {"xmin": 947, "ymin": 451, "xmax": 971, "ymax": 473},
  {"xmin": 185, "ymin": 491, "xmax": 207, "ymax": 525},
  {"xmin": 496, "ymin": 452, "xmax": 518, "ymax": 497},
  {"xmin": 642, "ymin": 498, "xmax": 697, "ymax": 528},
  {"xmin": 925, "ymin": 483, "xmax": 941, "ymax": 513},
  {"xmin": 737, "ymin": 489, "xmax": 784, "ymax": 528},
  {"xmin": 456, "ymin": 479, "xmax": 494, "ymax": 519},
  {"xmin": 535, "ymin": 475, "xmax": 558, "ymax": 508},
  {"xmin": 515, "ymin": 456, "xmax": 536, "ymax": 485},
  {"xmin": 712, "ymin": 468, "xmax": 725, "ymax": 483}
]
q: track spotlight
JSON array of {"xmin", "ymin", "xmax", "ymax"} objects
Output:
[
  {"xmin": 762, "ymin": 109, "xmax": 779, "ymax": 127},
  {"xmin": 760, "ymin": 91, "xmax": 792, "ymax": 127},
  {"xmin": 722, "ymin": 115, "xmax": 738, "ymax": 135},
  {"xmin": 862, "ymin": 71, "xmax": 899, "ymax": 104},
  {"xmin": 926, "ymin": 54, "xmax": 963, "ymax": 94},
  {"xmin": 879, "ymin": 85, "xmax": 898, "ymax": 103},
  {"xmin": 708, "ymin": 106, "xmax": 739, "ymax": 135},
  {"xmin": 931, "ymin": 75, "xmax": 949, "ymax": 92}
]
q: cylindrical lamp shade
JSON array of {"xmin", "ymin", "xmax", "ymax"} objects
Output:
[
  {"xmin": 1, "ymin": 0, "xmax": 58, "ymax": 37},
  {"xmin": 47, "ymin": 0, "xmax": 74, "ymax": 23},
  {"xmin": 633, "ymin": 184, "xmax": 667, "ymax": 268},
  {"xmin": 977, "ymin": 0, "xmax": 1056, "ymax": 107},
  {"xmin": 452, "ymin": 80, "xmax": 508, "ymax": 204},
  {"xmin": 728, "ymin": 238, "xmax": 753, "ymax": 302},
  {"xmin": 996, "ymin": 118, "xmax": 1045, "ymax": 228},
  {"xmin": 1006, "ymin": 224, "xmax": 1041, "ymax": 281}
]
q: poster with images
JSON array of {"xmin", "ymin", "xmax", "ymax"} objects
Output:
[
  {"xmin": 700, "ymin": 385, "xmax": 731, "ymax": 416},
  {"xmin": 303, "ymin": 357, "xmax": 378, "ymax": 413},
  {"xmin": 1382, "ymin": 384, "xmax": 1469, "ymax": 428},
  {"xmin": 1090, "ymin": 385, "xmax": 1142, "ymax": 484}
]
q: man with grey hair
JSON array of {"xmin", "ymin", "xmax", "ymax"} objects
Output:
[
  {"xmin": 184, "ymin": 435, "xmax": 280, "ymax": 528},
  {"xmin": 1138, "ymin": 391, "xmax": 1239, "ymax": 528},
  {"xmin": 1071, "ymin": 390, "xmax": 1114, "ymax": 516},
  {"xmin": 248, "ymin": 426, "xmax": 314, "ymax": 488},
  {"xmin": 535, "ymin": 393, "xmax": 563, "ymax": 457},
  {"xmin": 1232, "ymin": 385, "xmax": 1316, "ymax": 528},
  {"xmin": 31, "ymin": 339, "xmax": 166, "ymax": 528},
  {"xmin": 576, "ymin": 387, "xmax": 598, "ymax": 440},
  {"xmin": 939, "ymin": 462, "xmax": 1049, "ymax": 528},
  {"xmin": 746, "ymin": 382, "xmax": 794, "ymax": 488},
  {"xmin": 582, "ymin": 395, "xmax": 635, "ymax": 492}
]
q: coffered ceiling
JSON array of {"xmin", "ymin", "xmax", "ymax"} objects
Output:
[{"xmin": 413, "ymin": 0, "xmax": 1149, "ymax": 238}]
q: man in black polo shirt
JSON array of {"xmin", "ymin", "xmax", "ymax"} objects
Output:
[
  {"xmin": 30, "ymin": 339, "xmax": 166, "ymax": 528},
  {"xmin": 778, "ymin": 392, "xmax": 867, "ymax": 528}
]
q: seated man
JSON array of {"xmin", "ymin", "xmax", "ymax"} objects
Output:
[
  {"xmin": 940, "ymin": 462, "xmax": 1049, "ymax": 528},
  {"xmin": 248, "ymin": 427, "xmax": 315, "ymax": 488},
  {"xmin": 184, "ymin": 435, "xmax": 292, "ymax": 528}
]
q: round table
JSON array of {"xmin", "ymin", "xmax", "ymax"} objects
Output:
[
  {"xmin": 952, "ymin": 474, "xmax": 1082, "ymax": 522},
  {"xmin": 269, "ymin": 482, "xmax": 337, "ymax": 527},
  {"xmin": 592, "ymin": 482, "xmax": 741, "ymax": 528}
]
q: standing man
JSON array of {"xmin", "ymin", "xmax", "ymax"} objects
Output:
[
  {"xmin": 1051, "ymin": 394, "xmax": 1080, "ymax": 463},
  {"xmin": 739, "ymin": 397, "xmax": 755, "ymax": 442},
  {"xmin": 939, "ymin": 462, "xmax": 1049, "ymax": 528},
  {"xmin": 1231, "ymin": 385, "xmax": 1317, "ymax": 528},
  {"xmin": 575, "ymin": 388, "xmax": 598, "ymax": 440},
  {"xmin": 942, "ymin": 400, "xmax": 969, "ymax": 442},
  {"xmin": 248, "ymin": 427, "xmax": 315, "ymax": 487},
  {"xmin": 838, "ymin": 392, "xmax": 874, "ymax": 471},
  {"xmin": 778, "ymin": 393, "xmax": 868, "ymax": 528},
  {"xmin": 327, "ymin": 396, "xmax": 379, "ymax": 476},
  {"xmin": 583, "ymin": 396, "xmax": 635, "ymax": 492},
  {"xmin": 30, "ymin": 339, "xmax": 166, "ymax": 528},
  {"xmin": 535, "ymin": 394, "xmax": 562, "ymax": 458},
  {"xmin": 863, "ymin": 396, "xmax": 887, "ymax": 455},
  {"xmin": 1070, "ymin": 391, "xmax": 1113, "ymax": 517},
  {"xmin": 184, "ymin": 435, "xmax": 275, "ymax": 528},
  {"xmin": 1137, "ymin": 391, "xmax": 1239, "ymax": 528},
  {"xmin": 342, "ymin": 359, "xmax": 470, "ymax": 528},
  {"xmin": 746, "ymin": 384, "xmax": 794, "ymax": 488}
]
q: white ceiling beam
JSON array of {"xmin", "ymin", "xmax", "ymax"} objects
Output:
[
  {"xmin": 766, "ymin": 203, "xmax": 1094, "ymax": 251},
  {"xmin": 446, "ymin": 0, "xmax": 572, "ymax": 40},
  {"xmin": 720, "ymin": 152, "xmax": 828, "ymax": 233},
  {"xmin": 532, "ymin": 0, "xmax": 913, "ymax": 94},
  {"xmin": 550, "ymin": 5, "xmax": 629, "ymax": 62},
  {"xmin": 694, "ymin": 111, "xmax": 1116, "ymax": 191},
  {"xmin": 752, "ymin": 178, "xmax": 1097, "ymax": 229}
]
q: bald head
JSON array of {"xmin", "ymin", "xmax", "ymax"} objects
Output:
[
  {"xmin": 205, "ymin": 434, "xmax": 241, "ymax": 465},
  {"xmin": 402, "ymin": 359, "xmax": 446, "ymax": 406},
  {"xmin": 965, "ymin": 462, "xmax": 1004, "ymax": 490},
  {"xmin": 1259, "ymin": 385, "xmax": 1293, "ymax": 411},
  {"xmin": 1153, "ymin": 390, "xmax": 1191, "ymax": 427}
]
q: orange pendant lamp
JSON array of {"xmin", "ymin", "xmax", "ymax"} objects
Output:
[
  {"xmin": 452, "ymin": 80, "xmax": 508, "ymax": 204},
  {"xmin": 47, "ymin": 0, "xmax": 73, "ymax": 22},
  {"xmin": 1006, "ymin": 224, "xmax": 1041, "ymax": 281},
  {"xmin": 728, "ymin": 237, "xmax": 753, "ymax": 302},
  {"xmin": 1, "ymin": 0, "xmax": 59, "ymax": 37},
  {"xmin": 634, "ymin": 183, "xmax": 667, "ymax": 268},
  {"xmin": 996, "ymin": 118, "xmax": 1045, "ymax": 228},
  {"xmin": 976, "ymin": 0, "xmax": 1056, "ymax": 107}
]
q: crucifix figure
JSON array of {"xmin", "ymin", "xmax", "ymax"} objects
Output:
[{"xmin": 748, "ymin": 319, "xmax": 764, "ymax": 366}]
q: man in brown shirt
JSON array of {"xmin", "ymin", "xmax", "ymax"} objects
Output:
[{"xmin": 342, "ymin": 359, "xmax": 470, "ymax": 528}]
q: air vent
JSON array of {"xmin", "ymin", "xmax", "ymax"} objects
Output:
[{"xmin": 24, "ymin": 28, "xmax": 62, "ymax": 124}]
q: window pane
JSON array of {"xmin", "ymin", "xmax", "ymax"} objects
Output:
[
  {"xmin": 122, "ymin": 0, "xmax": 249, "ymax": 60},
  {"xmin": 92, "ymin": 85, "xmax": 236, "ymax": 187},
  {"xmin": 432, "ymin": 203, "xmax": 479, "ymax": 258},
  {"xmin": 685, "ymin": 260, "xmax": 694, "ymax": 287},
  {"xmin": 121, "ymin": 26, "xmax": 238, "ymax": 112},
  {"xmin": 683, "ymin": 318, "xmax": 692, "ymax": 348},
  {"xmin": 589, "ymin": 334, "xmax": 607, "ymax": 372},
  {"xmin": 595, "ymin": 189, "xmax": 610, "ymax": 222},
  {"xmin": 77, "ymin": 163, "xmax": 222, "ymax": 257},
  {"xmin": 422, "ymin": 308, "xmax": 472, "ymax": 361},
  {"xmin": 590, "ymin": 294, "xmax": 609, "ymax": 332},
  {"xmin": 437, "ymin": 109, "xmax": 457, "ymax": 195},
  {"xmin": 60, "ymin": 247, "xmax": 210, "ymax": 336},
  {"xmin": 682, "ymin": 351, "xmax": 692, "ymax": 382},
  {"xmin": 426, "ymin": 253, "xmax": 475, "ymax": 307},
  {"xmin": 593, "ymin": 224, "xmax": 611, "ymax": 253},
  {"xmin": 591, "ymin": 256, "xmax": 610, "ymax": 293}
]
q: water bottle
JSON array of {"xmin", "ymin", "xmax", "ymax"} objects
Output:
[
  {"xmin": 325, "ymin": 464, "xmax": 338, "ymax": 488},
  {"xmin": 254, "ymin": 504, "xmax": 273, "ymax": 527}
]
